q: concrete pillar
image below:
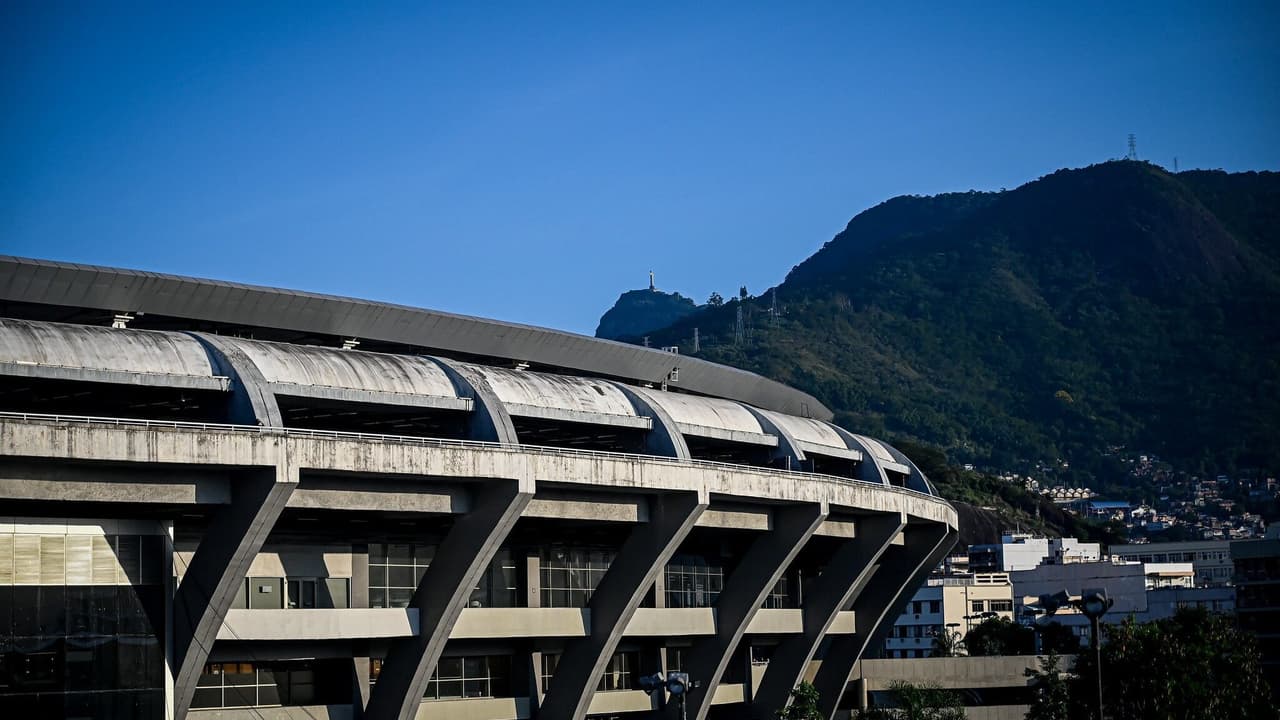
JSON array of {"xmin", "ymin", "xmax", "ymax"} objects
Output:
[
  {"xmin": 812, "ymin": 524, "xmax": 956, "ymax": 718},
  {"xmin": 426, "ymin": 357, "xmax": 519, "ymax": 444},
  {"xmin": 743, "ymin": 407, "xmax": 805, "ymax": 470},
  {"xmin": 172, "ymin": 465, "xmax": 297, "ymax": 719},
  {"xmin": 675, "ymin": 502, "xmax": 828, "ymax": 720},
  {"xmin": 364, "ymin": 478, "xmax": 533, "ymax": 720},
  {"xmin": 537, "ymin": 490, "xmax": 708, "ymax": 720},
  {"xmin": 608, "ymin": 382, "xmax": 690, "ymax": 459},
  {"xmin": 749, "ymin": 513, "xmax": 905, "ymax": 719},
  {"xmin": 351, "ymin": 544, "xmax": 372, "ymax": 716}
]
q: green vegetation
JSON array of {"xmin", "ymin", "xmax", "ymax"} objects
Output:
[
  {"xmin": 855, "ymin": 681, "xmax": 965, "ymax": 720},
  {"xmin": 776, "ymin": 681, "xmax": 823, "ymax": 720},
  {"xmin": 1067, "ymin": 608, "xmax": 1275, "ymax": 719},
  {"xmin": 629, "ymin": 162, "xmax": 1280, "ymax": 492}
]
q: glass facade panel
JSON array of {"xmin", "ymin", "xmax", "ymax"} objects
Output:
[
  {"xmin": 0, "ymin": 529, "xmax": 166, "ymax": 718},
  {"xmin": 540, "ymin": 547, "xmax": 615, "ymax": 608}
]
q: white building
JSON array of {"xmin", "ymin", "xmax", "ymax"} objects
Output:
[
  {"xmin": 1108, "ymin": 539, "xmax": 1234, "ymax": 587},
  {"xmin": 970, "ymin": 533, "xmax": 1101, "ymax": 572},
  {"xmin": 883, "ymin": 574, "xmax": 1015, "ymax": 658}
]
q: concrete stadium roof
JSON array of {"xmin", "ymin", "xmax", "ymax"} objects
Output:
[
  {"xmin": 0, "ymin": 317, "xmax": 228, "ymax": 391},
  {"xmin": 0, "ymin": 256, "xmax": 833, "ymax": 420}
]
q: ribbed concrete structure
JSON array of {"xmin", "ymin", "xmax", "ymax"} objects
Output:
[{"xmin": 0, "ymin": 258, "xmax": 956, "ymax": 720}]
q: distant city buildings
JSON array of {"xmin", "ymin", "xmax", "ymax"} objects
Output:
[
  {"xmin": 968, "ymin": 532, "xmax": 1101, "ymax": 572},
  {"xmin": 884, "ymin": 574, "xmax": 1015, "ymax": 658}
]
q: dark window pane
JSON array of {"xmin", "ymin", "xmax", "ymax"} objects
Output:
[
  {"xmin": 369, "ymin": 565, "xmax": 386, "ymax": 587},
  {"xmin": 464, "ymin": 678, "xmax": 488, "ymax": 697},
  {"xmin": 37, "ymin": 586, "xmax": 66, "ymax": 636},
  {"xmin": 388, "ymin": 566, "xmax": 415, "ymax": 589},
  {"xmin": 436, "ymin": 679, "xmax": 463, "ymax": 698},
  {"xmin": 258, "ymin": 681, "xmax": 281, "ymax": 706},
  {"xmin": 90, "ymin": 586, "xmax": 118, "ymax": 635},
  {"xmin": 11, "ymin": 587, "xmax": 39, "ymax": 636},
  {"xmin": 369, "ymin": 588, "xmax": 386, "ymax": 609},
  {"xmin": 191, "ymin": 687, "xmax": 223, "ymax": 709},
  {"xmin": 388, "ymin": 589, "xmax": 413, "ymax": 608},
  {"xmin": 225, "ymin": 684, "xmax": 256, "ymax": 707}
]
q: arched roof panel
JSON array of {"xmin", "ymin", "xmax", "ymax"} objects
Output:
[{"xmin": 0, "ymin": 318, "xmax": 225, "ymax": 389}]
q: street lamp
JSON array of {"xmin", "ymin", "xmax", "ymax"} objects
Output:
[
  {"xmin": 639, "ymin": 670, "xmax": 700, "ymax": 720},
  {"xmin": 1075, "ymin": 590, "xmax": 1113, "ymax": 720}
]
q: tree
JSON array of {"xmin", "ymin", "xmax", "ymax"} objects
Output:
[
  {"xmin": 930, "ymin": 628, "xmax": 965, "ymax": 657},
  {"xmin": 776, "ymin": 681, "xmax": 822, "ymax": 720},
  {"xmin": 855, "ymin": 681, "xmax": 965, "ymax": 720},
  {"xmin": 963, "ymin": 617, "xmax": 1034, "ymax": 656},
  {"xmin": 1036, "ymin": 621, "xmax": 1080, "ymax": 655},
  {"xmin": 1068, "ymin": 607, "xmax": 1275, "ymax": 720},
  {"xmin": 707, "ymin": 292, "xmax": 724, "ymax": 307},
  {"xmin": 1025, "ymin": 652, "xmax": 1070, "ymax": 720}
]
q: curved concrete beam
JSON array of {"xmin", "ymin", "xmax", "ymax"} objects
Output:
[
  {"xmin": 675, "ymin": 502, "xmax": 828, "ymax": 720},
  {"xmin": 364, "ymin": 478, "xmax": 534, "ymax": 720},
  {"xmin": 172, "ymin": 466, "xmax": 297, "ymax": 720},
  {"xmin": 750, "ymin": 513, "xmax": 906, "ymax": 719},
  {"xmin": 538, "ymin": 490, "xmax": 708, "ymax": 720},
  {"xmin": 881, "ymin": 442, "xmax": 937, "ymax": 496},
  {"xmin": 426, "ymin": 356, "xmax": 519, "ymax": 444},
  {"xmin": 828, "ymin": 426, "xmax": 892, "ymax": 486},
  {"xmin": 188, "ymin": 332, "xmax": 283, "ymax": 426},
  {"xmin": 744, "ymin": 406, "xmax": 805, "ymax": 470},
  {"xmin": 812, "ymin": 524, "xmax": 956, "ymax": 717},
  {"xmin": 608, "ymin": 381, "xmax": 691, "ymax": 459}
]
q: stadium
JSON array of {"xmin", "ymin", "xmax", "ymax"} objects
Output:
[{"xmin": 0, "ymin": 256, "xmax": 957, "ymax": 720}]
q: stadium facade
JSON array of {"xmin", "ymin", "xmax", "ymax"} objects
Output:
[{"xmin": 0, "ymin": 257, "xmax": 957, "ymax": 720}]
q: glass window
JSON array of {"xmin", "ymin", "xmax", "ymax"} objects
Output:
[
  {"xmin": 541, "ymin": 547, "xmax": 615, "ymax": 608},
  {"xmin": 971, "ymin": 600, "xmax": 985, "ymax": 613},
  {"xmin": 598, "ymin": 651, "xmax": 637, "ymax": 692},
  {"xmin": 369, "ymin": 542, "xmax": 437, "ymax": 608},
  {"xmin": 928, "ymin": 600, "xmax": 941, "ymax": 614},
  {"xmin": 665, "ymin": 556, "xmax": 725, "ymax": 608}
]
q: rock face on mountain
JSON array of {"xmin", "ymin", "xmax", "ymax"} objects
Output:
[
  {"xmin": 595, "ymin": 288, "xmax": 698, "ymax": 341},
  {"xmin": 612, "ymin": 161, "xmax": 1280, "ymax": 477}
]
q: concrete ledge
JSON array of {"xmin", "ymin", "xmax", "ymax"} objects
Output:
[
  {"xmin": 626, "ymin": 607, "xmax": 715, "ymax": 636},
  {"xmin": 451, "ymin": 608, "xmax": 589, "ymax": 639},
  {"xmin": 217, "ymin": 608, "xmax": 418, "ymax": 641},
  {"xmin": 828, "ymin": 610, "xmax": 856, "ymax": 635},
  {"xmin": 711, "ymin": 682, "xmax": 746, "ymax": 705},
  {"xmin": 415, "ymin": 696, "xmax": 531, "ymax": 720},
  {"xmin": 745, "ymin": 608, "xmax": 804, "ymax": 635},
  {"xmin": 0, "ymin": 419, "xmax": 957, "ymax": 528},
  {"xmin": 587, "ymin": 689, "xmax": 654, "ymax": 715},
  {"xmin": 189, "ymin": 704, "xmax": 351, "ymax": 720}
]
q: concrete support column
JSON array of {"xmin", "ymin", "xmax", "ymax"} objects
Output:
[
  {"xmin": 351, "ymin": 543, "xmax": 372, "ymax": 716},
  {"xmin": 750, "ymin": 513, "xmax": 905, "ymax": 719},
  {"xmin": 172, "ymin": 465, "xmax": 297, "ymax": 719},
  {"xmin": 537, "ymin": 490, "xmax": 708, "ymax": 720},
  {"xmin": 812, "ymin": 524, "xmax": 956, "ymax": 718},
  {"xmin": 364, "ymin": 478, "xmax": 533, "ymax": 720},
  {"xmin": 676, "ymin": 502, "xmax": 828, "ymax": 720}
]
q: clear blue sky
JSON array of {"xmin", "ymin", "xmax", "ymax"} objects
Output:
[{"xmin": 3, "ymin": 2, "xmax": 1277, "ymax": 335}]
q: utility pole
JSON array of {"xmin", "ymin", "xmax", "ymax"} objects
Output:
[{"xmin": 692, "ymin": 327, "xmax": 700, "ymax": 353}]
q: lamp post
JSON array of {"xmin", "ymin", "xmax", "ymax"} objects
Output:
[
  {"xmin": 1076, "ymin": 591, "xmax": 1113, "ymax": 720},
  {"xmin": 639, "ymin": 671, "xmax": 699, "ymax": 720}
]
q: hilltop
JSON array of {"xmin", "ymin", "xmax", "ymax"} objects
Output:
[{"xmin": 608, "ymin": 162, "xmax": 1280, "ymax": 487}]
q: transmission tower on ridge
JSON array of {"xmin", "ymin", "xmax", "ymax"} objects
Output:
[{"xmin": 1127, "ymin": 134, "xmax": 1138, "ymax": 161}]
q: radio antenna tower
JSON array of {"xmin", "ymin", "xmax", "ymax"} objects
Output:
[
  {"xmin": 1126, "ymin": 134, "xmax": 1138, "ymax": 161},
  {"xmin": 734, "ymin": 305, "xmax": 745, "ymax": 345}
]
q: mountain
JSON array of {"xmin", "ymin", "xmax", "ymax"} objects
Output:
[
  {"xmin": 595, "ymin": 287, "xmax": 698, "ymax": 341},
  {"xmin": 613, "ymin": 161, "xmax": 1280, "ymax": 482}
]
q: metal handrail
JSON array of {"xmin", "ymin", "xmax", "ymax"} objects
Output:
[{"xmin": 0, "ymin": 410, "xmax": 942, "ymax": 502}]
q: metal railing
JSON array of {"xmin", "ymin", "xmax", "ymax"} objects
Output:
[{"xmin": 0, "ymin": 410, "xmax": 942, "ymax": 502}]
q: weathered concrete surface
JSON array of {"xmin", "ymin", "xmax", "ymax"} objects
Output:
[
  {"xmin": 0, "ymin": 420, "xmax": 957, "ymax": 528},
  {"xmin": 218, "ymin": 608, "xmax": 418, "ymax": 640}
]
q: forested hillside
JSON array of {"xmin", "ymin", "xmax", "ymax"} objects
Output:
[{"xmin": 620, "ymin": 162, "xmax": 1280, "ymax": 483}]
